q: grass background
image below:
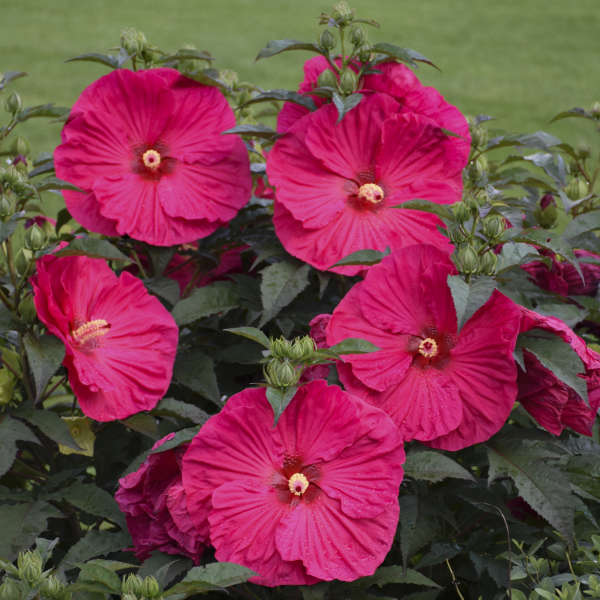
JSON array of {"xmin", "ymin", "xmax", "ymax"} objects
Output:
[{"xmin": 1, "ymin": 0, "xmax": 599, "ymax": 155}]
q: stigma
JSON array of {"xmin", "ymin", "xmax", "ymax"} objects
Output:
[
  {"xmin": 142, "ymin": 149, "xmax": 161, "ymax": 170},
  {"xmin": 357, "ymin": 183, "xmax": 384, "ymax": 205},
  {"xmin": 418, "ymin": 337, "xmax": 438, "ymax": 359},
  {"xmin": 288, "ymin": 472, "xmax": 309, "ymax": 496},
  {"xmin": 71, "ymin": 319, "xmax": 110, "ymax": 348}
]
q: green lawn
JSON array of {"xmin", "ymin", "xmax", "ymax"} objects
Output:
[{"xmin": 2, "ymin": 0, "xmax": 599, "ymax": 155}]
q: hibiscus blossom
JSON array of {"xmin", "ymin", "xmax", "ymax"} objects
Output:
[
  {"xmin": 182, "ymin": 380, "xmax": 405, "ymax": 586},
  {"xmin": 31, "ymin": 254, "xmax": 178, "ymax": 421},
  {"xmin": 267, "ymin": 93, "xmax": 466, "ymax": 275},
  {"xmin": 517, "ymin": 308, "xmax": 600, "ymax": 436},
  {"xmin": 54, "ymin": 68, "xmax": 252, "ymax": 246},
  {"xmin": 115, "ymin": 433, "xmax": 205, "ymax": 561},
  {"xmin": 326, "ymin": 244, "xmax": 521, "ymax": 450}
]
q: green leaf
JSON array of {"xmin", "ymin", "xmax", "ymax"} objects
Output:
[
  {"xmin": 55, "ymin": 237, "xmax": 130, "ymax": 261},
  {"xmin": 550, "ymin": 107, "xmax": 591, "ymax": 123},
  {"xmin": 150, "ymin": 426, "xmax": 202, "ymax": 454},
  {"xmin": 255, "ymin": 39, "xmax": 321, "ymax": 60},
  {"xmin": 331, "ymin": 248, "xmax": 389, "ymax": 267},
  {"xmin": 332, "ymin": 92, "xmax": 363, "ymax": 122},
  {"xmin": 487, "ymin": 438, "xmax": 574, "ymax": 540},
  {"xmin": 563, "ymin": 209, "xmax": 600, "ymax": 240},
  {"xmin": 371, "ymin": 43, "xmax": 438, "ymax": 69},
  {"xmin": 259, "ymin": 261, "xmax": 310, "ymax": 326},
  {"xmin": 325, "ymin": 337, "xmax": 380, "ymax": 356},
  {"xmin": 145, "ymin": 277, "xmax": 180, "ymax": 306},
  {"xmin": 65, "ymin": 52, "xmax": 123, "ymax": 69},
  {"xmin": 172, "ymin": 281, "xmax": 240, "ymax": 325},
  {"xmin": 0, "ymin": 501, "xmax": 61, "ymax": 561},
  {"xmin": 59, "ymin": 530, "xmax": 132, "ymax": 572},
  {"xmin": 222, "ymin": 123, "xmax": 279, "ymax": 139},
  {"xmin": 0, "ymin": 211, "xmax": 24, "ymax": 244},
  {"xmin": 49, "ymin": 481, "xmax": 127, "ymax": 529},
  {"xmin": 496, "ymin": 242, "xmax": 541, "ymax": 272},
  {"xmin": 173, "ymin": 350, "xmax": 220, "ymax": 403},
  {"xmin": 153, "ymin": 397, "xmax": 209, "ymax": 425},
  {"xmin": 0, "ymin": 71, "xmax": 27, "ymax": 90},
  {"xmin": 16, "ymin": 103, "xmax": 69, "ymax": 122},
  {"xmin": 224, "ymin": 326, "xmax": 270, "ymax": 348},
  {"xmin": 358, "ymin": 565, "xmax": 441, "ymax": 589},
  {"xmin": 393, "ymin": 199, "xmax": 454, "ymax": 220},
  {"xmin": 244, "ymin": 89, "xmax": 316, "ymax": 111},
  {"xmin": 446, "ymin": 275, "xmax": 496, "ymax": 331},
  {"xmin": 518, "ymin": 328, "xmax": 588, "ymax": 405},
  {"xmin": 158, "ymin": 48, "xmax": 214, "ymax": 63},
  {"xmin": 0, "ymin": 416, "xmax": 39, "ymax": 477},
  {"xmin": 138, "ymin": 553, "xmax": 192, "ymax": 590},
  {"xmin": 33, "ymin": 176, "xmax": 82, "ymax": 192},
  {"xmin": 266, "ymin": 385, "xmax": 298, "ymax": 425},
  {"xmin": 147, "ymin": 246, "xmax": 176, "ymax": 277},
  {"xmin": 23, "ymin": 333, "xmax": 65, "ymax": 401},
  {"xmin": 404, "ymin": 450, "xmax": 475, "ymax": 483},
  {"xmin": 524, "ymin": 152, "xmax": 567, "ymax": 186},
  {"xmin": 75, "ymin": 561, "xmax": 121, "ymax": 594},
  {"xmin": 15, "ymin": 404, "xmax": 81, "ymax": 450}
]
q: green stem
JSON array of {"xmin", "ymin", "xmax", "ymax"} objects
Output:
[
  {"xmin": 445, "ymin": 559, "xmax": 465, "ymax": 600},
  {"xmin": 131, "ymin": 248, "xmax": 148, "ymax": 279},
  {"xmin": 0, "ymin": 286, "xmax": 14, "ymax": 311}
]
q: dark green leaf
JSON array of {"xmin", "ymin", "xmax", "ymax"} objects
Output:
[
  {"xmin": 121, "ymin": 413, "xmax": 158, "ymax": 438},
  {"xmin": 173, "ymin": 350, "xmax": 220, "ymax": 403},
  {"xmin": 244, "ymin": 89, "xmax": 316, "ymax": 111},
  {"xmin": 371, "ymin": 43, "xmax": 438, "ymax": 69},
  {"xmin": 358, "ymin": 565, "xmax": 441, "ymax": 589},
  {"xmin": 224, "ymin": 326, "xmax": 270, "ymax": 348},
  {"xmin": 23, "ymin": 333, "xmax": 65, "ymax": 401},
  {"xmin": 33, "ymin": 176, "xmax": 82, "ymax": 192},
  {"xmin": 524, "ymin": 152, "xmax": 567, "ymax": 186},
  {"xmin": 172, "ymin": 281, "xmax": 240, "ymax": 325},
  {"xmin": 222, "ymin": 123, "xmax": 279, "ymax": 139},
  {"xmin": 0, "ymin": 211, "xmax": 24, "ymax": 243},
  {"xmin": 145, "ymin": 277, "xmax": 180, "ymax": 306},
  {"xmin": 518, "ymin": 328, "xmax": 588, "ymax": 405},
  {"xmin": 16, "ymin": 103, "xmax": 69, "ymax": 122},
  {"xmin": 259, "ymin": 262, "xmax": 311, "ymax": 326},
  {"xmin": 0, "ymin": 71, "xmax": 27, "ymax": 90},
  {"xmin": 55, "ymin": 237, "xmax": 130, "ymax": 261},
  {"xmin": 266, "ymin": 385, "xmax": 298, "ymax": 425},
  {"xmin": 332, "ymin": 92, "xmax": 363, "ymax": 122},
  {"xmin": 255, "ymin": 39, "xmax": 322, "ymax": 60},
  {"xmin": 496, "ymin": 242, "xmax": 540, "ymax": 272},
  {"xmin": 158, "ymin": 49, "xmax": 213, "ymax": 62},
  {"xmin": 563, "ymin": 209, "xmax": 600, "ymax": 240},
  {"xmin": 65, "ymin": 52, "xmax": 121, "ymax": 69},
  {"xmin": 393, "ymin": 199, "xmax": 454, "ymax": 220},
  {"xmin": 447, "ymin": 275, "xmax": 496, "ymax": 331},
  {"xmin": 35, "ymin": 537, "xmax": 60, "ymax": 565},
  {"xmin": 550, "ymin": 107, "xmax": 591, "ymax": 123},
  {"xmin": 150, "ymin": 426, "xmax": 202, "ymax": 454},
  {"xmin": 15, "ymin": 405, "xmax": 81, "ymax": 450},
  {"xmin": 404, "ymin": 450, "xmax": 475, "ymax": 482},
  {"xmin": 417, "ymin": 542, "xmax": 462, "ymax": 568},
  {"xmin": 326, "ymin": 337, "xmax": 380, "ymax": 356},
  {"xmin": 55, "ymin": 208, "xmax": 73, "ymax": 234},
  {"xmin": 153, "ymin": 397, "xmax": 209, "ymax": 425},
  {"xmin": 75, "ymin": 561, "xmax": 121, "ymax": 594},
  {"xmin": 138, "ymin": 553, "xmax": 193, "ymax": 590},
  {"xmin": 147, "ymin": 246, "xmax": 176, "ymax": 277},
  {"xmin": 59, "ymin": 530, "xmax": 132, "ymax": 572},
  {"xmin": 0, "ymin": 416, "xmax": 39, "ymax": 477},
  {"xmin": 331, "ymin": 248, "xmax": 389, "ymax": 267},
  {"xmin": 28, "ymin": 158, "xmax": 55, "ymax": 178},
  {"xmin": 164, "ymin": 562, "xmax": 256, "ymax": 597}
]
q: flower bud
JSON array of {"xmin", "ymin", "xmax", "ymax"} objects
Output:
[
  {"xmin": 319, "ymin": 29, "xmax": 336, "ymax": 51},
  {"xmin": 470, "ymin": 125, "xmax": 488, "ymax": 149},
  {"xmin": 591, "ymin": 101, "xmax": 600, "ymax": 119},
  {"xmin": 339, "ymin": 69, "xmax": 357, "ymax": 94},
  {"xmin": 447, "ymin": 225, "xmax": 469, "ymax": 245},
  {"xmin": 332, "ymin": 1, "xmax": 354, "ymax": 22},
  {"xmin": 141, "ymin": 576, "xmax": 161, "ymax": 599},
  {"xmin": 349, "ymin": 25, "xmax": 365, "ymax": 46},
  {"xmin": 120, "ymin": 27, "xmax": 147, "ymax": 55},
  {"xmin": 122, "ymin": 595, "xmax": 138, "ymax": 600},
  {"xmin": 357, "ymin": 46, "xmax": 372, "ymax": 63},
  {"xmin": 481, "ymin": 214, "xmax": 505, "ymax": 240},
  {"xmin": 317, "ymin": 68, "xmax": 337, "ymax": 89},
  {"xmin": 479, "ymin": 250, "xmax": 498, "ymax": 275},
  {"xmin": 24, "ymin": 224, "xmax": 47, "ymax": 251},
  {"xmin": 453, "ymin": 202, "xmax": 471, "ymax": 224},
  {"xmin": 219, "ymin": 69, "xmax": 239, "ymax": 89},
  {"xmin": 270, "ymin": 337, "xmax": 291, "ymax": 359},
  {"xmin": 17, "ymin": 550, "xmax": 43, "ymax": 584},
  {"xmin": 15, "ymin": 248, "xmax": 33, "ymax": 277},
  {"xmin": 0, "ymin": 195, "xmax": 14, "ymax": 219},
  {"xmin": 565, "ymin": 177, "xmax": 588, "ymax": 200},
  {"xmin": 4, "ymin": 92, "xmax": 22, "ymax": 115},
  {"xmin": 122, "ymin": 574, "xmax": 143, "ymax": 596},
  {"xmin": 40, "ymin": 575, "xmax": 65, "ymax": 600},
  {"xmin": 9, "ymin": 136, "xmax": 30, "ymax": 157},
  {"xmin": 289, "ymin": 336, "xmax": 316, "ymax": 362},
  {"xmin": 473, "ymin": 188, "xmax": 489, "ymax": 207},
  {"xmin": 534, "ymin": 194, "xmax": 558, "ymax": 229},
  {"xmin": 265, "ymin": 359, "xmax": 300, "ymax": 388},
  {"xmin": 0, "ymin": 578, "xmax": 23, "ymax": 600},
  {"xmin": 454, "ymin": 245, "xmax": 479, "ymax": 275}
]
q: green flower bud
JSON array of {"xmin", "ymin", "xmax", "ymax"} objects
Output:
[
  {"xmin": 339, "ymin": 69, "xmax": 357, "ymax": 94},
  {"xmin": 270, "ymin": 337, "xmax": 291, "ymax": 359},
  {"xmin": 24, "ymin": 224, "xmax": 47, "ymax": 251},
  {"xmin": 0, "ymin": 578, "xmax": 23, "ymax": 600},
  {"xmin": 481, "ymin": 214, "xmax": 505, "ymax": 240},
  {"xmin": 534, "ymin": 194, "xmax": 558, "ymax": 229},
  {"xmin": 454, "ymin": 245, "xmax": 479, "ymax": 275},
  {"xmin": 464, "ymin": 196, "xmax": 480, "ymax": 217},
  {"xmin": 122, "ymin": 574, "xmax": 144, "ymax": 596},
  {"xmin": 288, "ymin": 336, "xmax": 316, "ymax": 362},
  {"xmin": 470, "ymin": 125, "xmax": 488, "ymax": 149},
  {"xmin": 565, "ymin": 177, "xmax": 588, "ymax": 200},
  {"xmin": 141, "ymin": 576, "xmax": 161, "ymax": 599},
  {"xmin": 120, "ymin": 28, "xmax": 147, "ymax": 55},
  {"xmin": 9, "ymin": 136, "xmax": 30, "ymax": 157},
  {"xmin": 357, "ymin": 46, "xmax": 372, "ymax": 63},
  {"xmin": 265, "ymin": 359, "xmax": 300, "ymax": 388},
  {"xmin": 452, "ymin": 202, "xmax": 471, "ymax": 224},
  {"xmin": 479, "ymin": 250, "xmax": 498, "ymax": 275},
  {"xmin": 0, "ymin": 196, "xmax": 14, "ymax": 219},
  {"xmin": 4, "ymin": 92, "xmax": 22, "ymax": 115},
  {"xmin": 473, "ymin": 188, "xmax": 489, "ymax": 207},
  {"xmin": 332, "ymin": 1, "xmax": 353, "ymax": 22},
  {"xmin": 349, "ymin": 25, "xmax": 365, "ymax": 46},
  {"xmin": 15, "ymin": 248, "xmax": 33, "ymax": 277},
  {"xmin": 319, "ymin": 29, "xmax": 336, "ymax": 51},
  {"xmin": 447, "ymin": 225, "xmax": 469, "ymax": 245},
  {"xmin": 40, "ymin": 575, "xmax": 64, "ymax": 599},
  {"xmin": 122, "ymin": 595, "xmax": 138, "ymax": 600},
  {"xmin": 17, "ymin": 550, "xmax": 43, "ymax": 584},
  {"xmin": 591, "ymin": 101, "xmax": 600, "ymax": 119},
  {"xmin": 219, "ymin": 69, "xmax": 239, "ymax": 89},
  {"xmin": 317, "ymin": 69, "xmax": 337, "ymax": 89}
]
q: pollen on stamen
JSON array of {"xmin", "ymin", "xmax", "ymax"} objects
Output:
[
  {"xmin": 71, "ymin": 319, "xmax": 110, "ymax": 347},
  {"xmin": 357, "ymin": 183, "xmax": 384, "ymax": 205},
  {"xmin": 418, "ymin": 337, "xmax": 438, "ymax": 359},
  {"xmin": 142, "ymin": 149, "xmax": 161, "ymax": 170},
  {"xmin": 288, "ymin": 472, "xmax": 309, "ymax": 496}
]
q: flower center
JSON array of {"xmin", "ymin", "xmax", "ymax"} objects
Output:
[
  {"xmin": 418, "ymin": 337, "xmax": 438, "ymax": 358},
  {"xmin": 357, "ymin": 183, "xmax": 384, "ymax": 205},
  {"xmin": 142, "ymin": 149, "xmax": 161, "ymax": 170},
  {"xmin": 288, "ymin": 472, "xmax": 309, "ymax": 496},
  {"xmin": 71, "ymin": 319, "xmax": 110, "ymax": 348}
]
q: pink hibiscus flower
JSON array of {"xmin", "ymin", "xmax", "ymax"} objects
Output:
[
  {"xmin": 326, "ymin": 244, "xmax": 521, "ymax": 450},
  {"xmin": 31, "ymin": 254, "xmax": 178, "ymax": 421},
  {"xmin": 517, "ymin": 308, "xmax": 600, "ymax": 436},
  {"xmin": 54, "ymin": 68, "xmax": 252, "ymax": 246},
  {"xmin": 267, "ymin": 93, "xmax": 466, "ymax": 275},
  {"xmin": 182, "ymin": 380, "xmax": 405, "ymax": 586},
  {"xmin": 115, "ymin": 433, "xmax": 205, "ymax": 561},
  {"xmin": 277, "ymin": 57, "xmax": 470, "ymax": 163}
]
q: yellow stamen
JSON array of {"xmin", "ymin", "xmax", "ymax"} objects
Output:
[
  {"xmin": 142, "ymin": 149, "xmax": 161, "ymax": 170},
  {"xmin": 418, "ymin": 337, "xmax": 438, "ymax": 359},
  {"xmin": 357, "ymin": 183, "xmax": 384, "ymax": 205},
  {"xmin": 71, "ymin": 319, "xmax": 110, "ymax": 346},
  {"xmin": 288, "ymin": 472, "xmax": 309, "ymax": 496}
]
